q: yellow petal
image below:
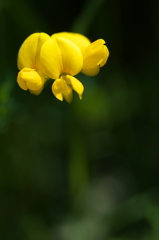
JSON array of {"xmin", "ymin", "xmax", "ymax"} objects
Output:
[
  {"xmin": 82, "ymin": 39, "xmax": 109, "ymax": 76},
  {"xmin": 17, "ymin": 67, "xmax": 44, "ymax": 94},
  {"xmin": 82, "ymin": 66, "xmax": 100, "ymax": 76},
  {"xmin": 63, "ymin": 75, "xmax": 84, "ymax": 100},
  {"xmin": 56, "ymin": 37, "xmax": 83, "ymax": 76},
  {"xmin": 52, "ymin": 78, "xmax": 73, "ymax": 103},
  {"xmin": 17, "ymin": 32, "xmax": 50, "ymax": 70},
  {"xmin": 40, "ymin": 37, "xmax": 83, "ymax": 79},
  {"xmin": 40, "ymin": 37, "xmax": 62, "ymax": 79},
  {"xmin": 29, "ymin": 88, "xmax": 44, "ymax": 95},
  {"xmin": 52, "ymin": 32, "xmax": 91, "ymax": 54}
]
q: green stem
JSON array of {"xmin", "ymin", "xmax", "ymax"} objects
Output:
[{"xmin": 68, "ymin": 123, "xmax": 88, "ymax": 202}]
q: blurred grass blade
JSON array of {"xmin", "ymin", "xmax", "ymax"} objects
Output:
[{"xmin": 72, "ymin": 0, "xmax": 106, "ymax": 34}]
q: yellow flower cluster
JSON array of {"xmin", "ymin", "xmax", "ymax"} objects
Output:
[{"xmin": 17, "ymin": 32, "xmax": 109, "ymax": 103}]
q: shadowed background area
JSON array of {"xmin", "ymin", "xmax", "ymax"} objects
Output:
[{"xmin": 0, "ymin": 0, "xmax": 159, "ymax": 239}]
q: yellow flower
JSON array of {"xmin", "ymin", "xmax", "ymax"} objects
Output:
[
  {"xmin": 52, "ymin": 32, "xmax": 109, "ymax": 76},
  {"xmin": 40, "ymin": 36, "xmax": 84, "ymax": 103},
  {"xmin": 17, "ymin": 32, "xmax": 50, "ymax": 94},
  {"xmin": 17, "ymin": 31, "xmax": 109, "ymax": 103}
]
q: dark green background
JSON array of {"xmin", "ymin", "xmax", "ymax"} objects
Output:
[{"xmin": 0, "ymin": 0, "xmax": 159, "ymax": 239}]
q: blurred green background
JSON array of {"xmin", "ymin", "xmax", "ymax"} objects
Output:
[{"xmin": 0, "ymin": 0, "xmax": 159, "ymax": 239}]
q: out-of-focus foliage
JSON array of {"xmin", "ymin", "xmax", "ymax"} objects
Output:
[{"xmin": 0, "ymin": 0, "xmax": 159, "ymax": 239}]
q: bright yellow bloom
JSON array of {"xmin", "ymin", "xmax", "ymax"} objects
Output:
[
  {"xmin": 17, "ymin": 31, "xmax": 109, "ymax": 103},
  {"xmin": 52, "ymin": 32, "xmax": 109, "ymax": 76},
  {"xmin": 17, "ymin": 32, "xmax": 50, "ymax": 94},
  {"xmin": 40, "ymin": 36, "xmax": 84, "ymax": 103}
]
